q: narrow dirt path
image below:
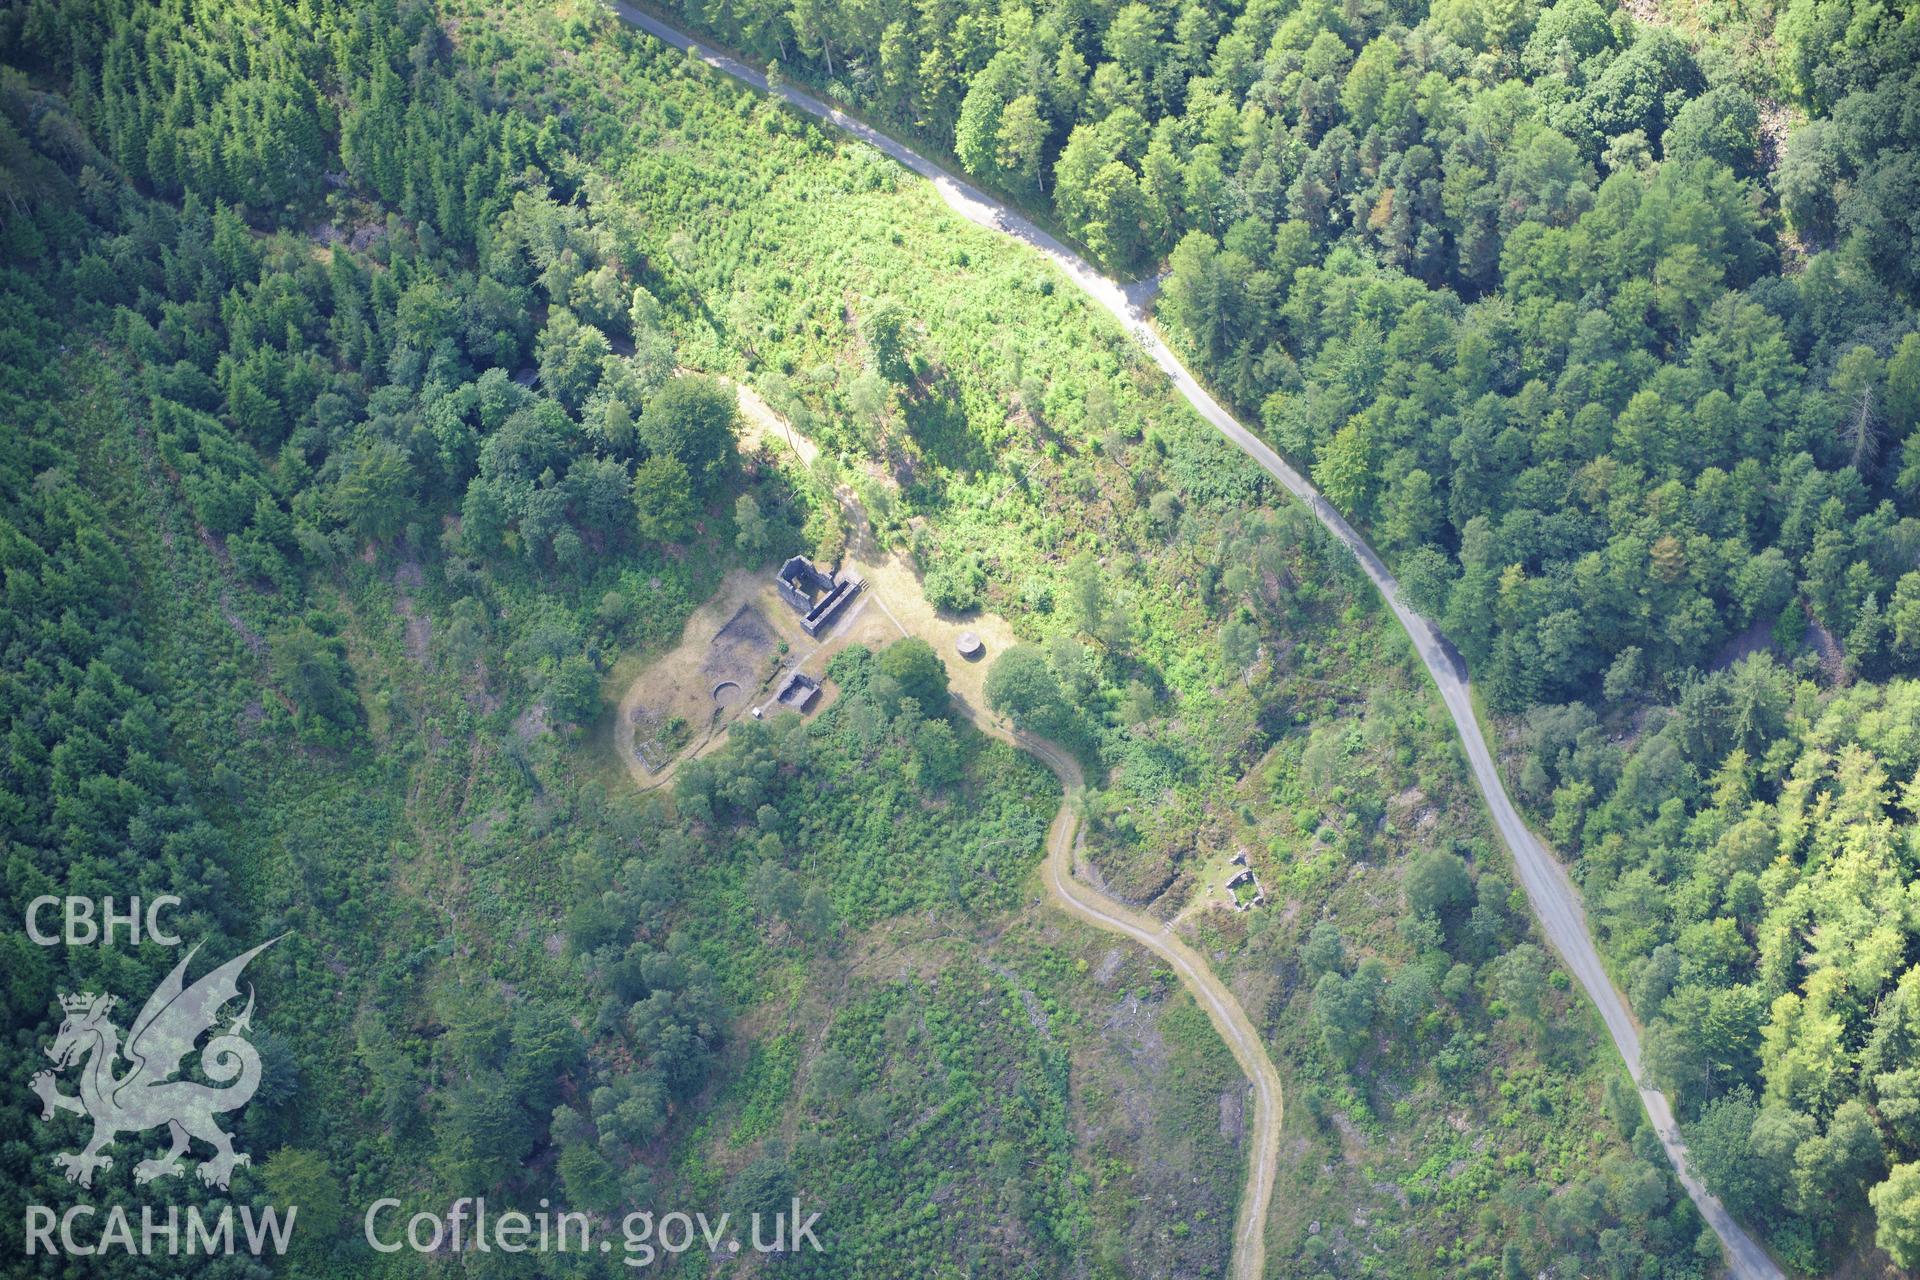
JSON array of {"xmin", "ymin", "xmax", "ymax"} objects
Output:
[
  {"xmin": 967, "ymin": 711, "xmax": 1282, "ymax": 1280},
  {"xmin": 607, "ymin": 11, "xmax": 1783, "ymax": 1277}
]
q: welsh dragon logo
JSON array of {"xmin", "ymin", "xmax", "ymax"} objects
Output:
[{"xmin": 30, "ymin": 937, "xmax": 281, "ymax": 1191}]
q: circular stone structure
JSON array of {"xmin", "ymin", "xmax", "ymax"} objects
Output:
[
  {"xmin": 955, "ymin": 631, "xmax": 984, "ymax": 660},
  {"xmin": 710, "ymin": 680, "xmax": 744, "ymax": 706}
]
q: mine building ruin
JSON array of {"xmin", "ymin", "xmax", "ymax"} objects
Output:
[{"xmin": 776, "ymin": 555, "xmax": 864, "ymax": 637}]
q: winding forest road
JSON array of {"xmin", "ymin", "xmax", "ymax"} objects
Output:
[{"xmin": 610, "ymin": 7, "xmax": 1784, "ymax": 1278}]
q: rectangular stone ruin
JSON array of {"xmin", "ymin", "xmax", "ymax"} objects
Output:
[
  {"xmin": 773, "ymin": 669, "xmax": 822, "ymax": 712},
  {"xmin": 776, "ymin": 555, "xmax": 864, "ymax": 637}
]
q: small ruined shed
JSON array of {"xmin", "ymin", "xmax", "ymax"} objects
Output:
[
  {"xmin": 776, "ymin": 555, "xmax": 863, "ymax": 637},
  {"xmin": 1226, "ymin": 854, "xmax": 1266, "ymax": 910},
  {"xmin": 773, "ymin": 669, "xmax": 821, "ymax": 712},
  {"xmin": 1227, "ymin": 873, "xmax": 1267, "ymax": 911}
]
